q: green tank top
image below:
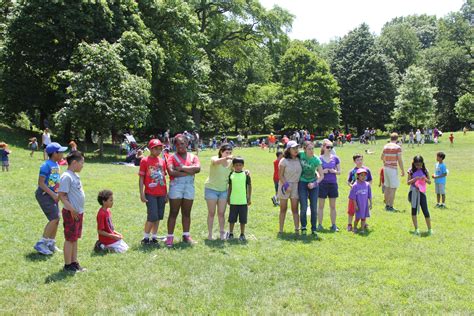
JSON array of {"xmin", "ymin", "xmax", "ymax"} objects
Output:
[{"xmin": 229, "ymin": 171, "xmax": 250, "ymax": 205}]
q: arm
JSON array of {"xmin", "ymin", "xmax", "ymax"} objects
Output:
[
  {"xmin": 398, "ymin": 154, "xmax": 405, "ymax": 177},
  {"xmin": 98, "ymin": 229, "xmax": 122, "ymax": 240},
  {"xmin": 58, "ymin": 192, "xmax": 79, "ymax": 220},
  {"xmin": 211, "ymin": 156, "xmax": 232, "ymax": 166},
  {"xmin": 247, "ymin": 182, "xmax": 252, "ymax": 206},
  {"xmin": 227, "ymin": 181, "xmax": 232, "ymax": 205},
  {"xmin": 350, "ymin": 199, "xmax": 358, "ymax": 211},
  {"xmin": 139, "ymin": 176, "xmax": 148, "ymax": 203},
  {"xmin": 167, "ymin": 163, "xmax": 189, "ymax": 178},
  {"xmin": 38, "ymin": 176, "xmax": 58, "ymax": 202},
  {"xmin": 333, "ymin": 163, "xmax": 341, "ymax": 175},
  {"xmin": 425, "ymin": 171, "xmax": 431, "ymax": 185},
  {"xmin": 278, "ymin": 160, "xmax": 286, "ymax": 184},
  {"xmin": 316, "ymin": 165, "xmax": 324, "ymax": 184},
  {"xmin": 407, "ymin": 172, "xmax": 417, "ymax": 185}
]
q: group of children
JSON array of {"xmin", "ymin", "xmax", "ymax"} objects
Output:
[{"xmin": 271, "ymin": 148, "xmax": 449, "ymax": 235}]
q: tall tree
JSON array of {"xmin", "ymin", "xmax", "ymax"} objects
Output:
[
  {"xmin": 279, "ymin": 41, "xmax": 340, "ymax": 132},
  {"xmin": 59, "ymin": 41, "xmax": 150, "ymax": 156},
  {"xmin": 455, "ymin": 93, "xmax": 474, "ymax": 123},
  {"xmin": 331, "ymin": 24, "xmax": 396, "ymax": 133},
  {"xmin": 391, "ymin": 65, "xmax": 437, "ymax": 129}
]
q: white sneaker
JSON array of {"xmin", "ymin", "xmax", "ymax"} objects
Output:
[
  {"xmin": 47, "ymin": 241, "xmax": 62, "ymax": 253},
  {"xmin": 34, "ymin": 241, "xmax": 53, "ymax": 255}
]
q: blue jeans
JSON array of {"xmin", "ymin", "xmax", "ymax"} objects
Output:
[{"xmin": 299, "ymin": 181, "xmax": 319, "ymax": 231}]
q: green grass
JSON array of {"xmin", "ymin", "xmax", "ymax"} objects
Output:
[{"xmin": 0, "ymin": 125, "xmax": 472, "ymax": 314}]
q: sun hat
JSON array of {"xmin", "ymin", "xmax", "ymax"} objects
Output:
[{"xmin": 286, "ymin": 140, "xmax": 298, "ymax": 149}]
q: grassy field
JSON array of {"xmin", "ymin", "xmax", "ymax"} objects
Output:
[{"xmin": 0, "ymin": 125, "xmax": 472, "ymax": 314}]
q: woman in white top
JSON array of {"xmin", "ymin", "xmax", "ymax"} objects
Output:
[{"xmin": 41, "ymin": 128, "xmax": 51, "ymax": 160}]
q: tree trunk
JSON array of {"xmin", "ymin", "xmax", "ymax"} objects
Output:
[
  {"xmin": 98, "ymin": 133, "xmax": 104, "ymax": 158},
  {"xmin": 39, "ymin": 110, "xmax": 46, "ymax": 130},
  {"xmin": 85, "ymin": 128, "xmax": 93, "ymax": 144},
  {"xmin": 63, "ymin": 121, "xmax": 72, "ymax": 143},
  {"xmin": 192, "ymin": 104, "xmax": 201, "ymax": 130}
]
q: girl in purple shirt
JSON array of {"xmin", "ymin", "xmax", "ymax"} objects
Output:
[
  {"xmin": 317, "ymin": 140, "xmax": 341, "ymax": 232},
  {"xmin": 349, "ymin": 169, "xmax": 372, "ymax": 233},
  {"xmin": 407, "ymin": 155, "xmax": 432, "ymax": 236}
]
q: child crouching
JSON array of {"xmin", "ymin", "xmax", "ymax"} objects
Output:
[{"xmin": 96, "ymin": 190, "xmax": 129, "ymax": 253}]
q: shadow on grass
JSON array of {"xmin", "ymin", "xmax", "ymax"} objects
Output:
[
  {"xmin": 45, "ymin": 270, "xmax": 76, "ymax": 283},
  {"xmin": 24, "ymin": 252, "xmax": 53, "ymax": 262},
  {"xmin": 131, "ymin": 243, "xmax": 162, "ymax": 253},
  {"xmin": 277, "ymin": 232, "xmax": 321, "ymax": 243},
  {"xmin": 352, "ymin": 228, "xmax": 373, "ymax": 237},
  {"xmin": 204, "ymin": 239, "xmax": 226, "ymax": 248}
]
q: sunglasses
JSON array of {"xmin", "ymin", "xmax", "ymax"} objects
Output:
[{"xmin": 326, "ymin": 146, "xmax": 333, "ymax": 149}]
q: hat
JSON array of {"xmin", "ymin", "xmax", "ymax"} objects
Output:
[
  {"xmin": 286, "ymin": 140, "xmax": 298, "ymax": 149},
  {"xmin": 148, "ymin": 139, "xmax": 163, "ymax": 149},
  {"xmin": 356, "ymin": 168, "xmax": 368, "ymax": 175},
  {"xmin": 45, "ymin": 142, "xmax": 68, "ymax": 154}
]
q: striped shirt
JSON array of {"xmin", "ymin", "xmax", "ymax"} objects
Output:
[{"xmin": 382, "ymin": 144, "xmax": 402, "ymax": 169}]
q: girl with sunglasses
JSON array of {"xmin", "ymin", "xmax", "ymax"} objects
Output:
[{"xmin": 317, "ymin": 140, "xmax": 341, "ymax": 232}]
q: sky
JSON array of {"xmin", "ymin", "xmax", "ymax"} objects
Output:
[{"xmin": 259, "ymin": 0, "xmax": 466, "ymax": 43}]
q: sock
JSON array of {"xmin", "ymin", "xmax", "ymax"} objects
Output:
[
  {"xmin": 183, "ymin": 232, "xmax": 190, "ymax": 237},
  {"xmin": 143, "ymin": 233, "xmax": 150, "ymax": 239},
  {"xmin": 167, "ymin": 234, "xmax": 174, "ymax": 238},
  {"xmin": 152, "ymin": 234, "xmax": 158, "ymax": 239}
]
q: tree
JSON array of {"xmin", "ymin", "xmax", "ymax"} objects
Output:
[
  {"xmin": 378, "ymin": 23, "xmax": 421, "ymax": 75},
  {"xmin": 59, "ymin": 41, "xmax": 150, "ymax": 156},
  {"xmin": 384, "ymin": 15, "xmax": 438, "ymax": 49},
  {"xmin": 279, "ymin": 41, "xmax": 340, "ymax": 132},
  {"xmin": 455, "ymin": 93, "xmax": 474, "ymax": 123},
  {"xmin": 331, "ymin": 24, "xmax": 396, "ymax": 133},
  {"xmin": 392, "ymin": 65, "xmax": 437, "ymax": 129}
]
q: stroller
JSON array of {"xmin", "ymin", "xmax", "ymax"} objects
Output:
[{"xmin": 123, "ymin": 134, "xmax": 146, "ymax": 164}]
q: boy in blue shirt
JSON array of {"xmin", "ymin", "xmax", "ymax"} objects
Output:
[
  {"xmin": 432, "ymin": 152, "xmax": 448, "ymax": 208},
  {"xmin": 34, "ymin": 142, "xmax": 68, "ymax": 255}
]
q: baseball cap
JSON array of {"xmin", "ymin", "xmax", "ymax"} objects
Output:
[
  {"xmin": 46, "ymin": 142, "xmax": 68, "ymax": 154},
  {"xmin": 286, "ymin": 140, "xmax": 299, "ymax": 149},
  {"xmin": 148, "ymin": 139, "xmax": 163, "ymax": 149},
  {"xmin": 356, "ymin": 168, "xmax": 368, "ymax": 175}
]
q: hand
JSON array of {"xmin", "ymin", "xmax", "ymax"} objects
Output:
[
  {"xmin": 227, "ymin": 200, "xmax": 230, "ymax": 206},
  {"xmin": 53, "ymin": 193, "xmax": 59, "ymax": 203},
  {"xmin": 247, "ymin": 200, "xmax": 252, "ymax": 206},
  {"xmin": 70, "ymin": 210, "xmax": 79, "ymax": 221},
  {"xmin": 113, "ymin": 234, "xmax": 122, "ymax": 240},
  {"xmin": 323, "ymin": 169, "xmax": 329, "ymax": 174},
  {"xmin": 308, "ymin": 182, "xmax": 315, "ymax": 189},
  {"xmin": 369, "ymin": 204, "xmax": 372, "ymax": 210},
  {"xmin": 401, "ymin": 170, "xmax": 405, "ymax": 177},
  {"xmin": 226, "ymin": 155, "xmax": 234, "ymax": 160},
  {"xmin": 140, "ymin": 194, "xmax": 148, "ymax": 203}
]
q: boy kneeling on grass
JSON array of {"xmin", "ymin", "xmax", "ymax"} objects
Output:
[
  {"xmin": 58, "ymin": 151, "xmax": 86, "ymax": 272},
  {"xmin": 95, "ymin": 190, "xmax": 129, "ymax": 253},
  {"xmin": 226, "ymin": 157, "xmax": 252, "ymax": 241}
]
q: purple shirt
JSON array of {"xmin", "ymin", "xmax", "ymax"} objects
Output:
[
  {"xmin": 349, "ymin": 181, "xmax": 372, "ymax": 219},
  {"xmin": 320, "ymin": 155, "xmax": 340, "ymax": 184},
  {"xmin": 347, "ymin": 166, "xmax": 372, "ymax": 184},
  {"xmin": 409, "ymin": 169, "xmax": 427, "ymax": 188}
]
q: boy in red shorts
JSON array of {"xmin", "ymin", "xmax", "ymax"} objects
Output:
[{"xmin": 58, "ymin": 151, "xmax": 86, "ymax": 272}]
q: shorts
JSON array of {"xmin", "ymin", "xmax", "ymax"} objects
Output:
[
  {"xmin": 383, "ymin": 167, "xmax": 399, "ymax": 189},
  {"xmin": 62, "ymin": 208, "xmax": 83, "ymax": 242},
  {"xmin": 347, "ymin": 199, "xmax": 355, "ymax": 216},
  {"xmin": 169, "ymin": 176, "xmax": 195, "ymax": 200},
  {"xmin": 228, "ymin": 205, "xmax": 248, "ymax": 224},
  {"xmin": 204, "ymin": 187, "xmax": 228, "ymax": 200},
  {"xmin": 35, "ymin": 188, "xmax": 60, "ymax": 221},
  {"xmin": 318, "ymin": 183, "xmax": 339, "ymax": 199},
  {"xmin": 277, "ymin": 182, "xmax": 299, "ymax": 200},
  {"xmin": 435, "ymin": 183, "xmax": 446, "ymax": 195},
  {"xmin": 2, "ymin": 160, "xmax": 9, "ymax": 167},
  {"xmin": 105, "ymin": 239, "xmax": 129, "ymax": 253},
  {"xmin": 145, "ymin": 194, "xmax": 166, "ymax": 221}
]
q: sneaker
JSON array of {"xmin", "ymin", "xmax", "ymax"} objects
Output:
[
  {"xmin": 330, "ymin": 224, "xmax": 339, "ymax": 232},
  {"xmin": 435, "ymin": 204, "xmax": 440, "ymax": 208},
  {"xmin": 71, "ymin": 262, "xmax": 86, "ymax": 272},
  {"xmin": 353, "ymin": 227, "xmax": 358, "ymax": 234},
  {"xmin": 63, "ymin": 264, "xmax": 76, "ymax": 272},
  {"xmin": 47, "ymin": 241, "xmax": 62, "ymax": 253},
  {"xmin": 413, "ymin": 229, "xmax": 420, "ymax": 235},
  {"xmin": 311, "ymin": 230, "xmax": 318, "ymax": 238},
  {"xmin": 226, "ymin": 232, "xmax": 234, "ymax": 240},
  {"xmin": 151, "ymin": 238, "xmax": 160, "ymax": 245},
  {"xmin": 165, "ymin": 236, "xmax": 174, "ymax": 248},
  {"xmin": 390, "ymin": 206, "xmax": 399, "ymax": 212},
  {"xmin": 271, "ymin": 196, "xmax": 278, "ymax": 206},
  {"xmin": 141, "ymin": 237, "xmax": 151, "ymax": 245},
  {"xmin": 301, "ymin": 227, "xmax": 307, "ymax": 234},
  {"xmin": 183, "ymin": 235, "xmax": 197, "ymax": 244},
  {"xmin": 34, "ymin": 241, "xmax": 53, "ymax": 255},
  {"xmin": 220, "ymin": 231, "xmax": 227, "ymax": 241},
  {"xmin": 347, "ymin": 224, "xmax": 353, "ymax": 232},
  {"xmin": 428, "ymin": 229, "xmax": 433, "ymax": 236},
  {"xmin": 239, "ymin": 234, "xmax": 246, "ymax": 242},
  {"xmin": 385, "ymin": 205, "xmax": 391, "ymax": 211},
  {"xmin": 317, "ymin": 224, "xmax": 324, "ymax": 231},
  {"xmin": 440, "ymin": 204, "xmax": 446, "ymax": 208}
]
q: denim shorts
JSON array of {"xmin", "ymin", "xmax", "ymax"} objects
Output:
[
  {"xmin": 169, "ymin": 176, "xmax": 195, "ymax": 200},
  {"xmin": 204, "ymin": 187, "xmax": 228, "ymax": 200},
  {"xmin": 318, "ymin": 182, "xmax": 339, "ymax": 199},
  {"xmin": 145, "ymin": 194, "xmax": 166, "ymax": 221}
]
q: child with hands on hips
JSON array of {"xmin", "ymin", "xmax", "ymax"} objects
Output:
[{"xmin": 348, "ymin": 169, "xmax": 372, "ymax": 233}]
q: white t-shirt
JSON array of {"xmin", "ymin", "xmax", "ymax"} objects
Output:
[{"xmin": 42, "ymin": 133, "xmax": 51, "ymax": 146}]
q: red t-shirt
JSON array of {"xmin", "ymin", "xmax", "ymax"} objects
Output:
[
  {"xmin": 97, "ymin": 208, "xmax": 116, "ymax": 245},
  {"xmin": 167, "ymin": 153, "xmax": 200, "ymax": 181},
  {"xmin": 139, "ymin": 156, "xmax": 167, "ymax": 196},
  {"xmin": 273, "ymin": 159, "xmax": 281, "ymax": 182}
]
